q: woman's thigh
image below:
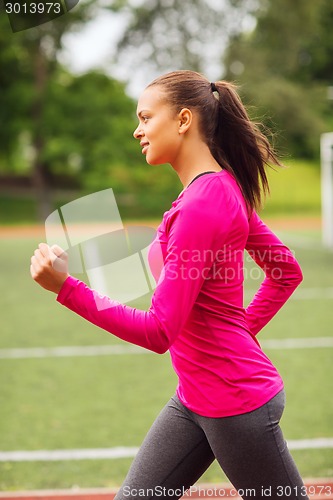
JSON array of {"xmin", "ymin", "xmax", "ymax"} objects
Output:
[{"xmin": 115, "ymin": 395, "xmax": 215, "ymax": 500}]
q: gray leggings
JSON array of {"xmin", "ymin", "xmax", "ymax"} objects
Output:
[{"xmin": 115, "ymin": 390, "xmax": 308, "ymax": 499}]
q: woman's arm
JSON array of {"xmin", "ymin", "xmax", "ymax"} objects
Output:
[
  {"xmin": 31, "ymin": 187, "xmax": 226, "ymax": 354},
  {"xmin": 245, "ymin": 211, "xmax": 303, "ymax": 336}
]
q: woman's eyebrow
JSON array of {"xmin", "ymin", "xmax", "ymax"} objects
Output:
[{"xmin": 137, "ymin": 109, "xmax": 150, "ymax": 118}]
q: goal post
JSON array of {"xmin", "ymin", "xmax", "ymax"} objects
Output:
[{"xmin": 320, "ymin": 132, "xmax": 333, "ymax": 250}]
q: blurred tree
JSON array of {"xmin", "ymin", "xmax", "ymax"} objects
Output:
[
  {"xmin": 42, "ymin": 69, "xmax": 138, "ymax": 191},
  {"xmin": 224, "ymin": 0, "xmax": 332, "ymax": 158},
  {"xmin": 0, "ymin": 6, "xmax": 181, "ymax": 222},
  {"xmin": 0, "ymin": 4, "xmax": 99, "ymax": 219},
  {"xmin": 115, "ymin": 0, "xmax": 260, "ymax": 79},
  {"xmin": 0, "ymin": 16, "xmax": 33, "ymax": 168},
  {"xmin": 252, "ymin": 0, "xmax": 333, "ymax": 84}
]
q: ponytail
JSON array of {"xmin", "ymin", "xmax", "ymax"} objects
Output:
[
  {"xmin": 211, "ymin": 81, "xmax": 281, "ymax": 212},
  {"xmin": 148, "ymin": 71, "xmax": 283, "ymax": 212}
]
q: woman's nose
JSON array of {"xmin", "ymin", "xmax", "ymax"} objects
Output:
[{"xmin": 133, "ymin": 124, "xmax": 142, "ymax": 139}]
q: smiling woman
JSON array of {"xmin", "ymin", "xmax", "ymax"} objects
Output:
[
  {"xmin": 30, "ymin": 70, "xmax": 307, "ymax": 499},
  {"xmin": 133, "ymin": 85, "xmax": 216, "ymax": 176}
]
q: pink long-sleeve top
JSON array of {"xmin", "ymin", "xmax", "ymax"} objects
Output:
[{"xmin": 57, "ymin": 170, "xmax": 303, "ymax": 417}]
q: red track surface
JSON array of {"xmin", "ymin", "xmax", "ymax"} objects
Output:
[
  {"xmin": 0, "ymin": 217, "xmax": 322, "ymax": 240},
  {"xmin": 0, "ymin": 481, "xmax": 332, "ymax": 500}
]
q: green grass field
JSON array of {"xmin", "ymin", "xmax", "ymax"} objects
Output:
[
  {"xmin": 0, "ymin": 155, "xmax": 332, "ymax": 490},
  {"xmin": 0, "ymin": 159, "xmax": 323, "ymax": 226},
  {"xmin": 0, "ymin": 219, "xmax": 332, "ymax": 491}
]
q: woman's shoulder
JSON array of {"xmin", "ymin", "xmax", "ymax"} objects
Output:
[
  {"xmin": 182, "ymin": 170, "xmax": 242, "ymax": 209},
  {"xmin": 161, "ymin": 170, "xmax": 246, "ymax": 234}
]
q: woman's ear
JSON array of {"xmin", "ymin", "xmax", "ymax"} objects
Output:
[{"xmin": 178, "ymin": 108, "xmax": 193, "ymax": 135}]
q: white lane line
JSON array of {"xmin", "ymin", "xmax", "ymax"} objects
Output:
[
  {"xmin": 287, "ymin": 438, "xmax": 333, "ymax": 450},
  {"xmin": 293, "ymin": 287, "xmax": 333, "ymax": 299},
  {"xmin": 0, "ymin": 447, "xmax": 139, "ymax": 462},
  {"xmin": 261, "ymin": 337, "xmax": 333, "ymax": 349},
  {"xmin": 0, "ymin": 344, "xmax": 148, "ymax": 359},
  {"xmin": 245, "ymin": 287, "xmax": 333, "ymax": 300},
  {"xmin": 273, "ymin": 234, "xmax": 323, "ymax": 250},
  {"xmin": 0, "ymin": 337, "xmax": 332, "ymax": 360},
  {"xmin": 0, "ymin": 439, "xmax": 332, "ymax": 462}
]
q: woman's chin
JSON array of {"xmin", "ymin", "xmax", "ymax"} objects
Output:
[{"xmin": 146, "ymin": 156, "xmax": 162, "ymax": 166}]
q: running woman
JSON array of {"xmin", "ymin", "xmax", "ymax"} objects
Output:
[{"xmin": 30, "ymin": 70, "xmax": 308, "ymax": 499}]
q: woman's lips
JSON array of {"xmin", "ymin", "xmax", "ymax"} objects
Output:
[{"xmin": 140, "ymin": 142, "xmax": 149, "ymax": 154}]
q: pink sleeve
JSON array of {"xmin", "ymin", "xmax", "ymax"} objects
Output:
[
  {"xmin": 245, "ymin": 211, "xmax": 303, "ymax": 336},
  {"xmin": 57, "ymin": 190, "xmax": 225, "ymax": 354}
]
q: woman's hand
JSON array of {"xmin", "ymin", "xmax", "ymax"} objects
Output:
[{"xmin": 30, "ymin": 243, "xmax": 69, "ymax": 294}]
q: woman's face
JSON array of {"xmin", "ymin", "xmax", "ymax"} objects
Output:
[{"xmin": 133, "ymin": 86, "xmax": 182, "ymax": 166}]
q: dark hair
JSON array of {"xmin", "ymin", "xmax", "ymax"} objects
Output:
[{"xmin": 147, "ymin": 70, "xmax": 283, "ymax": 212}]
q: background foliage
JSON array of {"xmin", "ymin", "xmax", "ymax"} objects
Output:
[{"xmin": 0, "ymin": 0, "xmax": 332, "ymax": 220}]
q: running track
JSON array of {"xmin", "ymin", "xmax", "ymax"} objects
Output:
[{"xmin": 0, "ymin": 480, "xmax": 332, "ymax": 500}]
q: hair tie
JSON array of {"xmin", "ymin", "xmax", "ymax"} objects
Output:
[
  {"xmin": 210, "ymin": 82, "xmax": 220, "ymax": 101},
  {"xmin": 210, "ymin": 82, "xmax": 218, "ymax": 93}
]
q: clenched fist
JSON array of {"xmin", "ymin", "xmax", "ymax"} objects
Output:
[{"xmin": 30, "ymin": 243, "xmax": 69, "ymax": 294}]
